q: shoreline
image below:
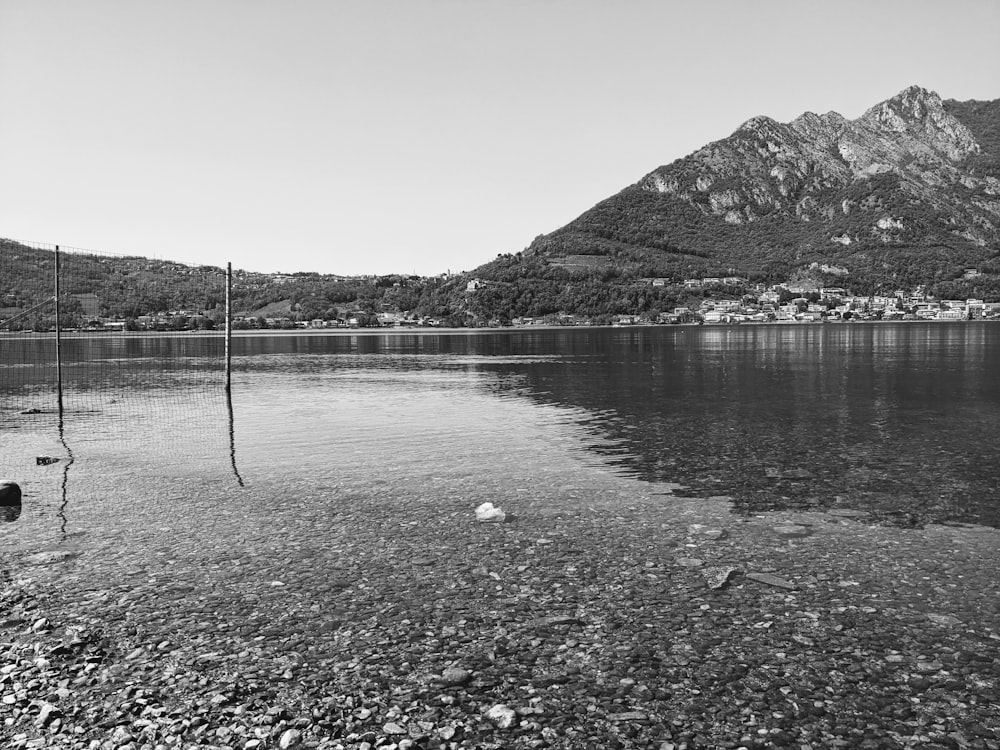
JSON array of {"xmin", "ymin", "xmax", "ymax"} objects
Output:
[{"xmin": 1, "ymin": 318, "xmax": 997, "ymax": 341}]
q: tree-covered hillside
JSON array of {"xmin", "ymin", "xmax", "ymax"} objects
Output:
[{"xmin": 0, "ymin": 240, "xmax": 470, "ymax": 329}]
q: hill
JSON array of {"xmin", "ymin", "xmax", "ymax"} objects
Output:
[
  {"xmin": 471, "ymin": 86, "xmax": 1000, "ymax": 305},
  {"xmin": 0, "ymin": 240, "xmax": 468, "ymax": 329}
]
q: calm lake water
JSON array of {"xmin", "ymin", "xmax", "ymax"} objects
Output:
[{"xmin": 2, "ymin": 323, "xmax": 999, "ymax": 547}]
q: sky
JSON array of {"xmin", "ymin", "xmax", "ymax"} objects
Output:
[{"xmin": 1, "ymin": 0, "xmax": 999, "ymax": 277}]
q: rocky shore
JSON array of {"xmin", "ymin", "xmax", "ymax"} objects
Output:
[{"xmin": 2, "ymin": 487, "xmax": 998, "ymax": 750}]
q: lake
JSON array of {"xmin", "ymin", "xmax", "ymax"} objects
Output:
[{"xmin": 2, "ymin": 322, "xmax": 998, "ymax": 547}]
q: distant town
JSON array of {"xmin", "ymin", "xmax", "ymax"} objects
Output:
[{"xmin": 17, "ymin": 272, "xmax": 998, "ymax": 333}]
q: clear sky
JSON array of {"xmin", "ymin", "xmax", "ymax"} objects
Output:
[{"xmin": 2, "ymin": 0, "xmax": 998, "ymax": 276}]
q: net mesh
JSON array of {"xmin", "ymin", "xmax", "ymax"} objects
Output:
[{"xmin": 1, "ymin": 239, "xmax": 232, "ymax": 472}]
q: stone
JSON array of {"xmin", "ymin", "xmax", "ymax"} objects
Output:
[
  {"xmin": 0, "ymin": 481, "xmax": 21, "ymax": 506},
  {"xmin": 780, "ymin": 468, "xmax": 815, "ymax": 480},
  {"xmin": 536, "ymin": 615, "xmax": 584, "ymax": 627},
  {"xmin": 23, "ymin": 550, "xmax": 80, "ymax": 566},
  {"xmin": 746, "ymin": 572, "xmax": 796, "ymax": 590},
  {"xmin": 475, "ymin": 502, "xmax": 506, "ymax": 523},
  {"xmin": 440, "ymin": 667, "xmax": 472, "ymax": 686},
  {"xmin": 382, "ymin": 722, "xmax": 407, "ymax": 735},
  {"xmin": 926, "ymin": 613, "xmax": 962, "ymax": 627},
  {"xmin": 688, "ymin": 524, "xmax": 728, "ymax": 540},
  {"xmin": 35, "ymin": 702, "xmax": 58, "ymax": 727},
  {"xmin": 485, "ymin": 704, "xmax": 516, "ymax": 729},
  {"xmin": 35, "ymin": 456, "xmax": 60, "ymax": 466},
  {"xmin": 608, "ymin": 711, "xmax": 648, "ymax": 721},
  {"xmin": 278, "ymin": 729, "xmax": 302, "ymax": 749},
  {"xmin": 675, "ymin": 557, "xmax": 704, "ymax": 568},
  {"xmin": 110, "ymin": 727, "xmax": 134, "ymax": 745},
  {"xmin": 773, "ymin": 524, "xmax": 812, "ymax": 539},
  {"xmin": 827, "ymin": 509, "xmax": 869, "ymax": 518},
  {"xmin": 702, "ymin": 566, "xmax": 741, "ymax": 589}
]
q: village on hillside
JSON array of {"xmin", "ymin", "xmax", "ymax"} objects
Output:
[
  {"xmin": 494, "ymin": 276, "xmax": 1000, "ymax": 328},
  {"xmin": 5, "ymin": 273, "xmax": 998, "ymax": 333}
]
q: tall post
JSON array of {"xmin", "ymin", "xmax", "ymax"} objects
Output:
[
  {"xmin": 54, "ymin": 245, "xmax": 64, "ymax": 417},
  {"xmin": 225, "ymin": 261, "xmax": 232, "ymax": 395},
  {"xmin": 224, "ymin": 261, "xmax": 243, "ymax": 486}
]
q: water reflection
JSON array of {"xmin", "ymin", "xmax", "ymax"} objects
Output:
[
  {"xmin": 224, "ymin": 325, "xmax": 1000, "ymax": 526},
  {"xmin": 57, "ymin": 406, "xmax": 75, "ymax": 538},
  {"xmin": 226, "ymin": 386, "xmax": 245, "ymax": 488},
  {"xmin": 475, "ymin": 324, "xmax": 1000, "ymax": 527},
  {"xmin": 3, "ymin": 325, "xmax": 998, "ymax": 530}
]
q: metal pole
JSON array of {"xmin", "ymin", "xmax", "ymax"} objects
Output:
[
  {"xmin": 54, "ymin": 245, "xmax": 63, "ymax": 417},
  {"xmin": 224, "ymin": 261, "xmax": 243, "ymax": 486},
  {"xmin": 225, "ymin": 261, "xmax": 232, "ymax": 395}
]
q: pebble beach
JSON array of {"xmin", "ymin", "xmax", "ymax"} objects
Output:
[{"xmin": 2, "ymin": 474, "xmax": 998, "ymax": 750}]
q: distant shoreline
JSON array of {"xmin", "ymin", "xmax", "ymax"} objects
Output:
[{"xmin": 0, "ymin": 318, "xmax": 996, "ymax": 340}]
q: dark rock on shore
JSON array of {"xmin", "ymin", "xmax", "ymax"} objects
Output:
[{"xmin": 0, "ymin": 481, "xmax": 21, "ymax": 506}]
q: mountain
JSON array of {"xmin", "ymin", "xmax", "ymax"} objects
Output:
[
  {"xmin": 5, "ymin": 87, "xmax": 999, "ymax": 328},
  {"xmin": 478, "ymin": 86, "xmax": 1000, "ymax": 296}
]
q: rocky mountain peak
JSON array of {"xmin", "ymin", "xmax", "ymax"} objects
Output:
[
  {"xmin": 639, "ymin": 85, "xmax": 988, "ymax": 215},
  {"xmin": 735, "ymin": 114, "xmax": 783, "ymax": 136},
  {"xmin": 857, "ymin": 85, "xmax": 979, "ymax": 161},
  {"xmin": 518, "ymin": 85, "xmax": 1000, "ymax": 294},
  {"xmin": 865, "ymin": 84, "xmax": 941, "ymax": 123}
]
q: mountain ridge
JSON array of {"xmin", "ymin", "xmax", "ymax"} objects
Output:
[{"xmin": 498, "ymin": 85, "xmax": 1000, "ymax": 294}]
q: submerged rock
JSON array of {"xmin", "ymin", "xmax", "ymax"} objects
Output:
[
  {"xmin": 688, "ymin": 524, "xmax": 728, "ymax": 540},
  {"xmin": 746, "ymin": 572, "xmax": 797, "ymax": 590},
  {"xmin": 23, "ymin": 550, "xmax": 80, "ymax": 566},
  {"xmin": 926, "ymin": 613, "xmax": 962, "ymax": 627},
  {"xmin": 0, "ymin": 481, "xmax": 21, "ymax": 506},
  {"xmin": 780, "ymin": 468, "xmax": 815, "ymax": 480},
  {"xmin": 773, "ymin": 524, "xmax": 813, "ymax": 538}
]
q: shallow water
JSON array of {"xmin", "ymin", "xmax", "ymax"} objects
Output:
[{"xmin": 2, "ymin": 322, "xmax": 999, "ymax": 554}]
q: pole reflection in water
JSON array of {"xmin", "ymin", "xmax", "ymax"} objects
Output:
[
  {"xmin": 226, "ymin": 386, "xmax": 245, "ymax": 488},
  {"xmin": 57, "ymin": 399, "xmax": 75, "ymax": 538}
]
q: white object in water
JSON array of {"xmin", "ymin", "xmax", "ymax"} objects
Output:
[{"xmin": 475, "ymin": 502, "xmax": 506, "ymax": 523}]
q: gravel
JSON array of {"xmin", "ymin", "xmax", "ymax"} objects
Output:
[{"xmin": 2, "ymin": 483, "xmax": 999, "ymax": 750}]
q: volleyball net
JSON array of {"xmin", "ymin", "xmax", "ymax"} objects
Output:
[{"xmin": 0, "ymin": 238, "xmax": 238, "ymax": 477}]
